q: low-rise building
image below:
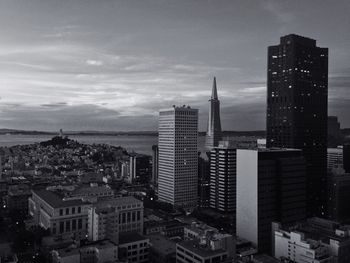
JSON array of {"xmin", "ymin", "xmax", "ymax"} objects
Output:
[
  {"xmin": 7, "ymin": 184, "xmax": 31, "ymax": 216},
  {"xmin": 177, "ymin": 222, "xmax": 235, "ymax": 263},
  {"xmin": 274, "ymin": 225, "xmax": 332, "ymax": 263},
  {"xmin": 51, "ymin": 239, "xmax": 118, "ymax": 263},
  {"xmin": 118, "ymin": 232, "xmax": 149, "ymax": 263},
  {"xmin": 273, "ymin": 218, "xmax": 350, "ymax": 263},
  {"xmin": 148, "ymin": 234, "xmax": 177, "ymax": 263},
  {"xmin": 88, "ymin": 196, "xmax": 144, "ymax": 242},
  {"xmin": 29, "ymin": 189, "xmax": 90, "ymax": 239}
]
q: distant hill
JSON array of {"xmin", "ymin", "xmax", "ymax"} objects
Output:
[{"xmin": 2, "ymin": 128, "xmax": 348, "ymax": 138}]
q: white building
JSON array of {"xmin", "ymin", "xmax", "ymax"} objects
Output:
[
  {"xmin": 158, "ymin": 105, "xmax": 198, "ymax": 209},
  {"xmin": 273, "ymin": 223, "xmax": 333, "ymax": 263}
]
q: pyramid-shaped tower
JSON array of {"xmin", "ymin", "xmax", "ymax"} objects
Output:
[{"xmin": 205, "ymin": 77, "xmax": 222, "ymax": 150}]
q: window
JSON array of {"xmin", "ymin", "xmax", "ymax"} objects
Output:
[
  {"xmin": 59, "ymin": 209, "xmax": 63, "ymax": 216},
  {"xmin": 78, "ymin": 207, "xmax": 81, "ymax": 213},
  {"xmin": 66, "ymin": 208, "xmax": 69, "ymax": 215},
  {"xmin": 78, "ymin": 219, "xmax": 82, "ymax": 229},
  {"xmin": 72, "ymin": 207, "xmax": 75, "ymax": 214},
  {"xmin": 66, "ymin": 221, "xmax": 71, "ymax": 232},
  {"xmin": 72, "ymin": 219, "xmax": 77, "ymax": 230},
  {"xmin": 60, "ymin": 222, "xmax": 64, "ymax": 233},
  {"xmin": 137, "ymin": 211, "xmax": 140, "ymax": 221},
  {"xmin": 122, "ymin": 213, "xmax": 126, "ymax": 224},
  {"xmin": 127, "ymin": 212, "xmax": 131, "ymax": 222}
]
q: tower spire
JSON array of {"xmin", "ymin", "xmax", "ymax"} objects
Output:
[
  {"xmin": 211, "ymin": 77, "xmax": 218, "ymax": 100},
  {"xmin": 205, "ymin": 77, "xmax": 222, "ymax": 150}
]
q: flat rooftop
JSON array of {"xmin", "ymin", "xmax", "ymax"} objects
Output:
[
  {"xmin": 177, "ymin": 240, "xmax": 227, "ymax": 258},
  {"xmin": 33, "ymin": 189, "xmax": 85, "ymax": 208},
  {"xmin": 148, "ymin": 234, "xmax": 176, "ymax": 255},
  {"xmin": 119, "ymin": 232, "xmax": 148, "ymax": 245}
]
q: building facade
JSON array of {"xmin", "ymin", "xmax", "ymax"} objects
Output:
[
  {"xmin": 158, "ymin": 106, "xmax": 198, "ymax": 209},
  {"xmin": 328, "ymin": 147, "xmax": 343, "ymax": 170},
  {"xmin": 236, "ymin": 148, "xmax": 306, "ymax": 253},
  {"xmin": 273, "ymin": 223, "xmax": 332, "ymax": 263},
  {"xmin": 266, "ymin": 34, "xmax": 328, "ymax": 217},
  {"xmin": 87, "ymin": 196, "xmax": 144, "ymax": 242},
  {"xmin": 151, "ymin": 145, "xmax": 159, "ymax": 187},
  {"xmin": 29, "ymin": 189, "xmax": 90, "ymax": 239},
  {"xmin": 209, "ymin": 142, "xmax": 236, "ymax": 213}
]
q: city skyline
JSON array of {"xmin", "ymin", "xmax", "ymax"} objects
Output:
[{"xmin": 0, "ymin": 0, "xmax": 350, "ymax": 131}]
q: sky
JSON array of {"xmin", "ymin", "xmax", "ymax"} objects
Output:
[{"xmin": 0, "ymin": 0, "xmax": 349, "ymax": 132}]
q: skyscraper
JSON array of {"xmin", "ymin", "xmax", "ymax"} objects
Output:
[
  {"xmin": 236, "ymin": 148, "xmax": 306, "ymax": 253},
  {"xmin": 151, "ymin": 145, "xmax": 159, "ymax": 186},
  {"xmin": 266, "ymin": 34, "xmax": 328, "ymax": 216},
  {"xmin": 198, "ymin": 153, "xmax": 210, "ymax": 208},
  {"xmin": 209, "ymin": 141, "xmax": 236, "ymax": 213},
  {"xmin": 205, "ymin": 77, "xmax": 222, "ymax": 150},
  {"xmin": 158, "ymin": 105, "xmax": 198, "ymax": 209}
]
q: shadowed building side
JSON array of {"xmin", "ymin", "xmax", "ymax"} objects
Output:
[{"xmin": 205, "ymin": 77, "xmax": 222, "ymax": 151}]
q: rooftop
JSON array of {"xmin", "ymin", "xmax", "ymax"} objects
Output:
[
  {"xmin": 119, "ymin": 232, "xmax": 148, "ymax": 245},
  {"xmin": 177, "ymin": 240, "xmax": 227, "ymax": 258},
  {"xmin": 33, "ymin": 189, "xmax": 85, "ymax": 208},
  {"xmin": 148, "ymin": 234, "xmax": 177, "ymax": 255}
]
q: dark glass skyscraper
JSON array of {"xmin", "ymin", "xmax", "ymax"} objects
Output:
[
  {"xmin": 205, "ymin": 77, "xmax": 222, "ymax": 150},
  {"xmin": 266, "ymin": 34, "xmax": 328, "ymax": 217}
]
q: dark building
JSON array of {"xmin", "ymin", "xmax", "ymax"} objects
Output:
[
  {"xmin": 328, "ymin": 116, "xmax": 341, "ymax": 138},
  {"xmin": 7, "ymin": 184, "xmax": 31, "ymax": 217},
  {"xmin": 130, "ymin": 153, "xmax": 151, "ymax": 184},
  {"xmin": 343, "ymin": 143, "xmax": 350, "ymax": 173},
  {"xmin": 266, "ymin": 34, "xmax": 328, "ymax": 217},
  {"xmin": 328, "ymin": 167, "xmax": 350, "ymax": 223},
  {"xmin": 205, "ymin": 77, "xmax": 222, "ymax": 150},
  {"xmin": 237, "ymin": 148, "xmax": 307, "ymax": 254},
  {"xmin": 198, "ymin": 154, "xmax": 210, "ymax": 208},
  {"xmin": 151, "ymin": 145, "xmax": 159, "ymax": 187}
]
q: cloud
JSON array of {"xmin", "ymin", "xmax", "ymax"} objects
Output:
[{"xmin": 86, "ymin": 59, "xmax": 104, "ymax": 66}]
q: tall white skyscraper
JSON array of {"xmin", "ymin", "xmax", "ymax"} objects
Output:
[{"xmin": 158, "ymin": 105, "xmax": 198, "ymax": 209}]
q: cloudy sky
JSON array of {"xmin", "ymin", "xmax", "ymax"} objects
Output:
[{"xmin": 0, "ymin": 0, "xmax": 349, "ymax": 131}]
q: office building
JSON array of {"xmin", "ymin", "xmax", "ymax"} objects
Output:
[
  {"xmin": 273, "ymin": 217, "xmax": 350, "ymax": 263},
  {"xmin": 148, "ymin": 234, "xmax": 177, "ymax": 263},
  {"xmin": 209, "ymin": 141, "xmax": 236, "ymax": 213},
  {"xmin": 29, "ymin": 189, "xmax": 90, "ymax": 239},
  {"xmin": 343, "ymin": 144, "xmax": 350, "ymax": 173},
  {"xmin": 151, "ymin": 145, "xmax": 159, "ymax": 186},
  {"xmin": 327, "ymin": 167, "xmax": 350, "ymax": 223},
  {"xmin": 177, "ymin": 222, "xmax": 235, "ymax": 263},
  {"xmin": 158, "ymin": 105, "xmax": 198, "ymax": 209},
  {"xmin": 273, "ymin": 223, "xmax": 332, "ymax": 263},
  {"xmin": 88, "ymin": 196, "xmax": 144, "ymax": 242},
  {"xmin": 118, "ymin": 233, "xmax": 149, "ymax": 263},
  {"xmin": 236, "ymin": 148, "xmax": 306, "ymax": 253},
  {"xmin": 52, "ymin": 239, "xmax": 118, "ymax": 263},
  {"xmin": 328, "ymin": 116, "xmax": 342, "ymax": 146},
  {"xmin": 88, "ymin": 206, "xmax": 119, "ymax": 243},
  {"xmin": 205, "ymin": 77, "xmax": 222, "ymax": 150},
  {"xmin": 130, "ymin": 153, "xmax": 151, "ymax": 184},
  {"xmin": 198, "ymin": 154, "xmax": 210, "ymax": 208},
  {"xmin": 327, "ymin": 147, "xmax": 343, "ymax": 170},
  {"xmin": 7, "ymin": 184, "xmax": 31, "ymax": 217},
  {"xmin": 266, "ymin": 34, "xmax": 328, "ymax": 216}
]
